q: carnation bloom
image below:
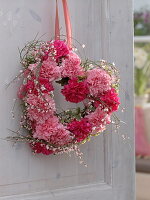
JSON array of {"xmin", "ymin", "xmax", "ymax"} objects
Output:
[
  {"xmin": 67, "ymin": 118, "xmax": 92, "ymax": 142},
  {"xmin": 87, "ymin": 107, "xmax": 111, "ymax": 132},
  {"xmin": 61, "ymin": 78, "xmax": 89, "ymax": 103},
  {"xmin": 86, "ymin": 68, "xmax": 112, "ymax": 96},
  {"xmin": 53, "ymin": 40, "xmax": 69, "ymax": 59},
  {"xmin": 61, "ymin": 51, "xmax": 84, "ymax": 78},
  {"xmin": 95, "ymin": 88, "xmax": 120, "ymax": 113},
  {"xmin": 40, "ymin": 58, "xmax": 61, "ymax": 81},
  {"xmin": 27, "ymin": 110, "xmax": 52, "ymax": 124},
  {"xmin": 25, "ymin": 78, "xmax": 39, "ymax": 96},
  {"xmin": 25, "ymin": 93, "xmax": 55, "ymax": 110},
  {"xmin": 25, "ymin": 93, "xmax": 56, "ymax": 123},
  {"xmin": 26, "ymin": 80, "xmax": 35, "ymax": 90},
  {"xmin": 39, "ymin": 77, "xmax": 54, "ymax": 93},
  {"xmin": 34, "ymin": 117, "xmax": 72, "ymax": 146},
  {"xmin": 30, "ymin": 142, "xmax": 54, "ymax": 155},
  {"xmin": 18, "ymin": 79, "xmax": 38, "ymax": 99},
  {"xmin": 49, "ymin": 124, "xmax": 73, "ymax": 146},
  {"xmin": 33, "ymin": 116, "xmax": 59, "ymax": 140}
]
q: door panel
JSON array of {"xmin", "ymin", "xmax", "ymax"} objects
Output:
[{"xmin": 0, "ymin": 0, "xmax": 134, "ymax": 199}]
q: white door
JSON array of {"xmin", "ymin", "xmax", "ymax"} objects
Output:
[{"xmin": 0, "ymin": 0, "xmax": 134, "ymax": 199}]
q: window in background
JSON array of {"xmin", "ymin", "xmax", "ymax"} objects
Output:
[{"xmin": 134, "ymin": 1, "xmax": 150, "ymax": 199}]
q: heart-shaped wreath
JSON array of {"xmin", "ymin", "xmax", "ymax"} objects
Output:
[
  {"xmin": 9, "ymin": 38, "xmax": 120, "ymax": 160},
  {"xmin": 8, "ymin": 1, "xmax": 120, "ymax": 164}
]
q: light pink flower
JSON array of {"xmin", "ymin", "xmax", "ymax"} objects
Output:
[
  {"xmin": 87, "ymin": 107, "xmax": 111, "ymax": 132},
  {"xmin": 26, "ymin": 94, "xmax": 55, "ymax": 110},
  {"xmin": 27, "ymin": 110, "xmax": 52, "ymax": 124},
  {"xmin": 64, "ymin": 51, "xmax": 81, "ymax": 66},
  {"xmin": 33, "ymin": 116, "xmax": 59, "ymax": 140},
  {"xmin": 34, "ymin": 117, "xmax": 72, "ymax": 145},
  {"xmin": 40, "ymin": 58, "xmax": 61, "ymax": 81},
  {"xmin": 61, "ymin": 51, "xmax": 84, "ymax": 78},
  {"xmin": 25, "ymin": 94, "xmax": 56, "ymax": 123},
  {"xmin": 86, "ymin": 68, "xmax": 112, "ymax": 96},
  {"xmin": 50, "ymin": 124, "xmax": 73, "ymax": 146}
]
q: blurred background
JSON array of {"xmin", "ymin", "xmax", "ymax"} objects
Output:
[{"xmin": 134, "ymin": 0, "xmax": 150, "ymax": 200}]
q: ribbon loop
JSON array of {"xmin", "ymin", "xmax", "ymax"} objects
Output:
[
  {"xmin": 55, "ymin": 0, "xmax": 72, "ymax": 48},
  {"xmin": 55, "ymin": 0, "xmax": 60, "ymax": 40}
]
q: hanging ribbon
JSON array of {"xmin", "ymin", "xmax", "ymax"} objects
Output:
[
  {"xmin": 55, "ymin": 0, "xmax": 72, "ymax": 48},
  {"xmin": 55, "ymin": 0, "xmax": 60, "ymax": 40}
]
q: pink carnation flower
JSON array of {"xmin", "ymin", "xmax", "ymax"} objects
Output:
[
  {"xmin": 61, "ymin": 51, "xmax": 84, "ymax": 78},
  {"xmin": 26, "ymin": 78, "xmax": 39, "ymax": 96},
  {"xmin": 66, "ymin": 51, "xmax": 81, "ymax": 65},
  {"xmin": 18, "ymin": 78, "xmax": 38, "ymax": 99},
  {"xmin": 34, "ymin": 117, "xmax": 72, "ymax": 146},
  {"xmin": 27, "ymin": 109, "xmax": 52, "ymax": 124},
  {"xmin": 67, "ymin": 118, "xmax": 92, "ymax": 142},
  {"xmin": 86, "ymin": 68, "xmax": 112, "ymax": 96},
  {"xmin": 61, "ymin": 78, "xmax": 89, "ymax": 103},
  {"xmin": 87, "ymin": 107, "xmax": 111, "ymax": 132},
  {"xmin": 30, "ymin": 142, "xmax": 54, "ymax": 155},
  {"xmin": 94, "ymin": 88, "xmax": 120, "ymax": 113},
  {"xmin": 53, "ymin": 40, "xmax": 69, "ymax": 59},
  {"xmin": 100, "ymin": 88, "xmax": 120, "ymax": 112},
  {"xmin": 33, "ymin": 116, "xmax": 59, "ymax": 140},
  {"xmin": 26, "ymin": 80, "xmax": 35, "ymax": 90},
  {"xmin": 50, "ymin": 124, "xmax": 73, "ymax": 146},
  {"xmin": 39, "ymin": 77, "xmax": 54, "ymax": 93},
  {"xmin": 25, "ymin": 94, "xmax": 56, "ymax": 123},
  {"xmin": 25, "ymin": 93, "xmax": 55, "ymax": 110},
  {"xmin": 40, "ymin": 58, "xmax": 61, "ymax": 81}
]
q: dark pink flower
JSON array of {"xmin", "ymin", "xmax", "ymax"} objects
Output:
[
  {"xmin": 53, "ymin": 40, "xmax": 69, "ymax": 59},
  {"xmin": 100, "ymin": 88, "xmax": 120, "ymax": 112},
  {"xmin": 61, "ymin": 78, "xmax": 89, "ymax": 103},
  {"xmin": 26, "ymin": 80, "xmax": 35, "ymax": 90},
  {"xmin": 26, "ymin": 79, "xmax": 38, "ymax": 96},
  {"xmin": 30, "ymin": 142, "xmax": 54, "ymax": 155},
  {"xmin": 94, "ymin": 88, "xmax": 120, "ymax": 113},
  {"xmin": 67, "ymin": 118, "xmax": 92, "ymax": 142},
  {"xmin": 17, "ymin": 79, "xmax": 38, "ymax": 99},
  {"xmin": 39, "ymin": 77, "xmax": 54, "ymax": 93}
]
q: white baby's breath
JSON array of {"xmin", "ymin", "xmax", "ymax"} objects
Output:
[{"xmin": 134, "ymin": 47, "xmax": 148, "ymax": 69}]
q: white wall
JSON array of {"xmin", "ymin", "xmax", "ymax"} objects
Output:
[{"xmin": 134, "ymin": 0, "xmax": 150, "ymax": 11}]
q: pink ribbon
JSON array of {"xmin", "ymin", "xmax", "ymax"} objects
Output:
[
  {"xmin": 55, "ymin": 0, "xmax": 60, "ymax": 40},
  {"xmin": 55, "ymin": 0, "xmax": 72, "ymax": 48}
]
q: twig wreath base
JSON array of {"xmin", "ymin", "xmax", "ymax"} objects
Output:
[{"xmin": 8, "ymin": 37, "xmax": 120, "ymax": 164}]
